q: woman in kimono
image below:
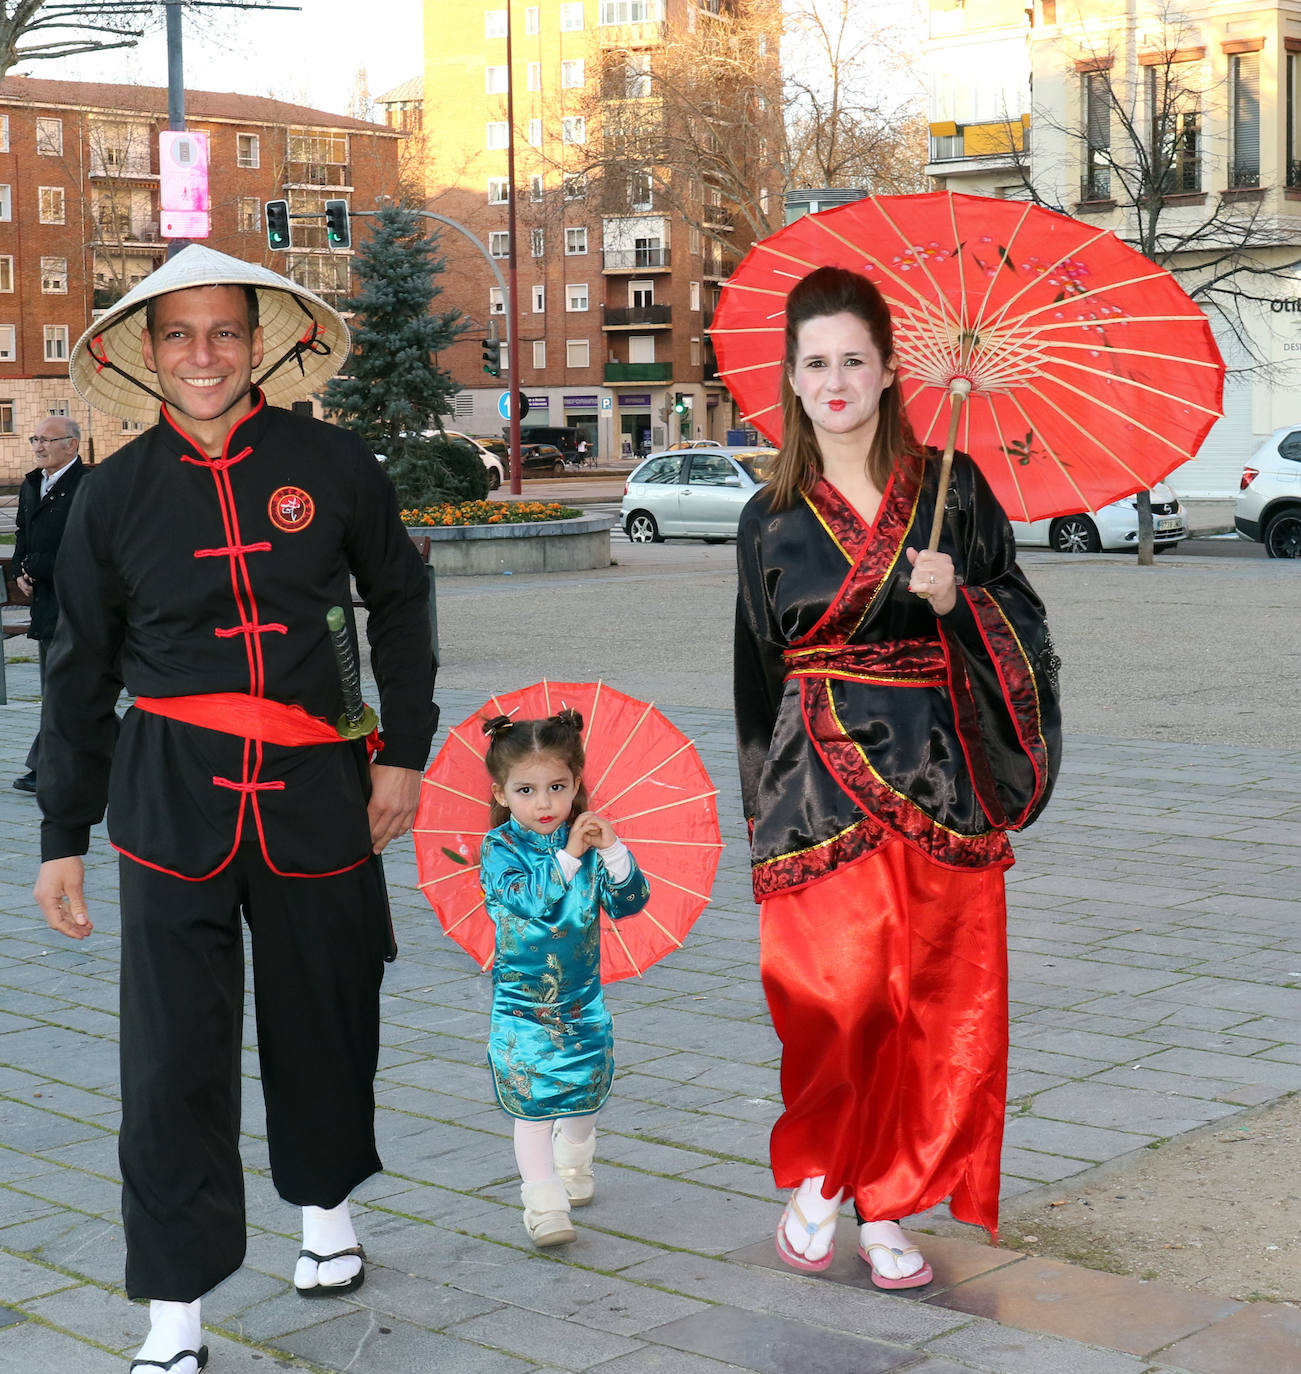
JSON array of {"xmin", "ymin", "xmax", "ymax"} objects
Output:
[
  {"xmin": 734, "ymin": 266, "xmax": 1061, "ymax": 1286},
  {"xmin": 478, "ymin": 710, "xmax": 651, "ymax": 1247}
]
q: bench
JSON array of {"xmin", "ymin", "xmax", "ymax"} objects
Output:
[
  {"xmin": 350, "ymin": 533, "xmax": 440, "ymax": 664},
  {"xmin": 0, "ymin": 557, "xmax": 33, "ymax": 707}
]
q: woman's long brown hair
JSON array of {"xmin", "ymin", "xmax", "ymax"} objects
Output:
[{"xmin": 765, "ymin": 266, "xmax": 922, "ymax": 512}]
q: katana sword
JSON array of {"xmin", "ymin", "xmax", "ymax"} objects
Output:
[{"xmin": 326, "ymin": 605, "xmax": 397, "ymax": 962}]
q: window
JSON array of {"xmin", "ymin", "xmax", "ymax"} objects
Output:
[
  {"xmin": 600, "ymin": 0, "xmax": 662, "ymax": 21},
  {"xmin": 0, "ymin": 257, "xmax": 12, "ymax": 292},
  {"xmin": 529, "ymin": 118, "xmax": 543, "ymax": 147},
  {"xmin": 528, "ymin": 62, "xmax": 541, "ymax": 91},
  {"xmin": 0, "ymin": 401, "xmax": 14, "ymax": 435},
  {"xmin": 530, "ymin": 172, "xmax": 545, "ymax": 200},
  {"xmin": 1082, "ymin": 71, "xmax": 1111, "ymax": 199},
  {"xmin": 560, "ymin": 2, "xmax": 584, "ymax": 30},
  {"xmin": 526, "ymin": 6, "xmax": 539, "ymax": 33},
  {"xmin": 565, "ymin": 226, "xmax": 588, "ymax": 254},
  {"xmin": 630, "ymin": 280, "xmax": 653, "ymax": 307},
  {"xmin": 487, "ymin": 121, "xmax": 509, "ymax": 149},
  {"xmin": 489, "ymin": 286, "xmax": 505, "ymax": 314},
  {"xmin": 636, "ymin": 454, "xmax": 683, "ymax": 484},
  {"xmin": 617, "ymin": 52, "xmax": 651, "ymax": 98},
  {"xmin": 1289, "ymin": 54, "xmax": 1301, "ymax": 188},
  {"xmin": 562, "ymin": 116, "xmax": 586, "ymax": 145},
  {"xmin": 236, "ymin": 133, "xmax": 260, "ymax": 168},
  {"xmin": 566, "ymin": 282, "xmax": 589, "ymax": 311},
  {"xmin": 39, "ymin": 187, "xmax": 65, "ymax": 224},
  {"xmin": 485, "ymin": 8, "xmax": 507, "ymax": 36},
  {"xmin": 238, "ymin": 197, "xmax": 261, "ymax": 231},
  {"xmin": 0, "ymin": 326, "xmax": 14, "ymax": 362},
  {"xmin": 48, "ymin": 398, "xmax": 70, "ymax": 417},
  {"xmin": 1230, "ymin": 51, "xmax": 1261, "ymax": 189},
  {"xmin": 1148, "ymin": 69, "xmax": 1200, "ymax": 194},
  {"xmin": 689, "ymin": 280, "xmax": 701, "ymax": 311},
  {"xmin": 43, "ymin": 325, "xmax": 69, "ymax": 362},
  {"xmin": 489, "ymin": 177, "xmax": 509, "ymax": 204},
  {"xmin": 566, "ymin": 338, "xmax": 590, "ymax": 367},
  {"xmin": 689, "ymin": 225, "xmax": 701, "ymax": 255},
  {"xmin": 489, "ymin": 231, "xmax": 510, "ymax": 258},
  {"xmin": 532, "ymin": 284, "xmax": 546, "ymax": 312},
  {"xmin": 689, "ymin": 454, "xmax": 739, "ymax": 487},
  {"xmin": 561, "ymin": 59, "xmax": 586, "ymax": 89},
  {"xmin": 563, "ymin": 173, "xmax": 586, "ymax": 199},
  {"xmin": 628, "ymin": 170, "xmax": 652, "ymax": 209},
  {"xmin": 531, "ymin": 228, "xmax": 545, "ymax": 256},
  {"xmin": 486, "ymin": 65, "xmax": 509, "ymax": 94},
  {"xmin": 0, "ymin": 114, "xmax": 7, "ymax": 153},
  {"xmin": 36, "ymin": 117, "xmax": 62, "ymax": 156},
  {"xmin": 690, "ymin": 336, "xmax": 702, "ymax": 366},
  {"xmin": 0, "ymin": 184, "xmax": 9, "ymax": 221},
  {"xmin": 41, "ymin": 257, "xmax": 67, "ymax": 293},
  {"xmin": 532, "ymin": 339, "xmax": 547, "ymax": 368}
]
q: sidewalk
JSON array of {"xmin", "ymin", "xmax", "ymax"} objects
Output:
[{"xmin": 0, "ymin": 662, "xmax": 1298, "ymax": 1371}]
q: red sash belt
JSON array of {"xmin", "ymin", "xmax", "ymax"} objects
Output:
[
  {"xmin": 134, "ymin": 693, "xmax": 344, "ymax": 746},
  {"xmin": 783, "ymin": 638, "xmax": 947, "ymax": 686}
]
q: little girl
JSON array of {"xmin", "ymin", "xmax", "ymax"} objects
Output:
[{"xmin": 479, "ymin": 709, "xmax": 650, "ymax": 1246}]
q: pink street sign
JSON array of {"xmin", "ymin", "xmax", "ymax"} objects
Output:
[{"xmin": 159, "ymin": 131, "xmax": 211, "ymax": 239}]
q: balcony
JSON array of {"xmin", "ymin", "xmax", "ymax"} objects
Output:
[
  {"xmin": 604, "ymin": 246, "xmax": 671, "ymax": 272},
  {"xmin": 702, "ymin": 206, "xmax": 735, "ymax": 231},
  {"xmin": 603, "ymin": 303, "xmax": 672, "ymax": 328},
  {"xmin": 702, "ymin": 252, "xmax": 738, "ymax": 281},
  {"xmin": 604, "ymin": 361, "xmax": 673, "ymax": 382},
  {"xmin": 92, "ymin": 221, "xmax": 163, "ymax": 246},
  {"xmin": 89, "ymin": 161, "xmax": 158, "ymax": 182},
  {"xmin": 284, "ymin": 162, "xmax": 353, "ymax": 190}
]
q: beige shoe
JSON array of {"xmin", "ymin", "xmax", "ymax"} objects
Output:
[
  {"xmin": 520, "ymin": 1179, "xmax": 576, "ymax": 1246},
  {"xmin": 553, "ymin": 1123, "xmax": 596, "ymax": 1207}
]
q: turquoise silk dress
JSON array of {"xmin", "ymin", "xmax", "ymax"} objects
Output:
[{"xmin": 481, "ymin": 816, "xmax": 651, "ymax": 1120}]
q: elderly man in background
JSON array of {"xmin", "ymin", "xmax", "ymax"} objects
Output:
[{"xmin": 11, "ymin": 414, "xmax": 86, "ymax": 793}]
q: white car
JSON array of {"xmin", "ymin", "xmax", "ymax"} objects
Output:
[
  {"xmin": 1236, "ymin": 426, "xmax": 1301, "ymax": 558},
  {"xmin": 441, "ymin": 430, "xmax": 505, "ymax": 490},
  {"xmin": 1009, "ymin": 482, "xmax": 1187, "ymax": 553},
  {"xmin": 621, "ymin": 446, "xmax": 777, "ymax": 543}
]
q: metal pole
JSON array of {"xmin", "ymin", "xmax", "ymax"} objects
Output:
[
  {"xmin": 165, "ymin": 0, "xmax": 187, "ymax": 259},
  {"xmin": 504, "ymin": 0, "xmax": 523, "ymax": 494}
]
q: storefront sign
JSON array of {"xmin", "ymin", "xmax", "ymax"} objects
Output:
[
  {"xmin": 618, "ymin": 393, "xmax": 652, "ymax": 405},
  {"xmin": 564, "ymin": 394, "xmax": 598, "ymax": 409}
]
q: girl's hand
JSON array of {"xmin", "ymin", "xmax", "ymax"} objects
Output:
[
  {"xmin": 566, "ymin": 811, "xmax": 614, "ymax": 856},
  {"xmin": 905, "ymin": 546, "xmax": 958, "ymax": 616}
]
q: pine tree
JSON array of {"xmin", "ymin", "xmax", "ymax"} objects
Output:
[{"xmin": 324, "ymin": 201, "xmax": 482, "ymax": 504}]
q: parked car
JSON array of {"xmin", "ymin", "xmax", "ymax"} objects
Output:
[
  {"xmin": 521, "ymin": 426, "xmax": 584, "ymax": 462},
  {"xmin": 1236, "ymin": 426, "xmax": 1301, "ymax": 558},
  {"xmin": 520, "ymin": 443, "xmax": 569, "ymax": 475},
  {"xmin": 442, "ymin": 430, "xmax": 505, "ymax": 490},
  {"xmin": 621, "ymin": 447, "xmax": 778, "ymax": 543},
  {"xmin": 1009, "ymin": 482, "xmax": 1187, "ymax": 553}
]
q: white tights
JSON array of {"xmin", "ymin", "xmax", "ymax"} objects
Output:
[{"xmin": 513, "ymin": 1114, "xmax": 596, "ymax": 1183}]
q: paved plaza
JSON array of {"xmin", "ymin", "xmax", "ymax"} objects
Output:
[{"xmin": 1, "ymin": 548, "xmax": 1300, "ymax": 1369}]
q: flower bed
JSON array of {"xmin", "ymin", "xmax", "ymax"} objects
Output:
[{"xmin": 401, "ymin": 500, "xmax": 581, "ymax": 528}]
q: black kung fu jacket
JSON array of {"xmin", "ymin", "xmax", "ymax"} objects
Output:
[{"xmin": 37, "ymin": 393, "xmax": 438, "ymax": 880}]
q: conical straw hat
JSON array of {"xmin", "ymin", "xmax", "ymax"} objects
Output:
[{"xmin": 69, "ymin": 244, "xmax": 351, "ymax": 424}]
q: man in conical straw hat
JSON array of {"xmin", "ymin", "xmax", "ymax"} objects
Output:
[{"xmin": 33, "ymin": 245, "xmax": 438, "ymax": 1373}]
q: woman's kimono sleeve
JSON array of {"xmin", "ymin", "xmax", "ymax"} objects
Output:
[
  {"xmin": 597, "ymin": 850, "xmax": 651, "ymax": 920},
  {"xmin": 480, "ymin": 829, "xmax": 568, "ymax": 922},
  {"xmin": 936, "ymin": 460, "xmax": 1062, "ymax": 831},
  {"xmin": 734, "ymin": 498, "xmax": 787, "ymax": 825}
]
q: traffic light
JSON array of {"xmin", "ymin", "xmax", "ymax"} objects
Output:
[
  {"xmin": 265, "ymin": 199, "xmax": 290, "ymax": 250},
  {"xmin": 482, "ymin": 338, "xmax": 501, "ymax": 376},
  {"xmin": 673, "ymin": 392, "xmax": 688, "ymax": 415},
  {"xmin": 324, "ymin": 198, "xmax": 351, "ymax": 248}
]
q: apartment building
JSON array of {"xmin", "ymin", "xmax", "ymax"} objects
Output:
[
  {"xmin": 401, "ymin": 0, "xmax": 777, "ymax": 457},
  {"xmin": 0, "ymin": 76, "xmax": 402, "ymax": 481},
  {"xmin": 924, "ymin": 0, "xmax": 1301, "ymax": 496}
]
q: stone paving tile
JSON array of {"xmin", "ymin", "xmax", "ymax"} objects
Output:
[
  {"xmin": 447, "ymin": 1305, "xmax": 646, "ymax": 1368},
  {"xmin": 1155, "ymin": 1302, "xmax": 1301, "ymax": 1374},
  {"xmin": 587, "ymin": 1347, "xmax": 769, "ymax": 1372},
  {"xmin": 0, "ymin": 1319, "xmax": 125, "ymax": 1371},
  {"xmin": 923, "ymin": 1321, "xmax": 1154, "ymax": 1374},
  {"xmin": 276, "ymin": 1309, "xmax": 542, "ymax": 1372}
]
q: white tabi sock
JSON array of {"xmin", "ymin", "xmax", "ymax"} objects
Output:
[
  {"xmin": 783, "ymin": 1175, "xmax": 843, "ymax": 1262},
  {"xmin": 295, "ymin": 1200, "xmax": 362, "ymax": 1290},
  {"xmin": 132, "ymin": 1298, "xmax": 202, "ymax": 1373}
]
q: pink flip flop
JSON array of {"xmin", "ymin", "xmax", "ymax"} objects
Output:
[
  {"xmin": 857, "ymin": 1239, "xmax": 934, "ymax": 1290},
  {"xmin": 775, "ymin": 1195, "xmax": 837, "ymax": 1273}
]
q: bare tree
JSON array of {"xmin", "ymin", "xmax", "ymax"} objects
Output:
[{"xmin": 1, "ymin": 0, "xmax": 148, "ymax": 76}]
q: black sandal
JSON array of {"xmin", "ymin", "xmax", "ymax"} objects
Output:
[
  {"xmin": 294, "ymin": 1244, "xmax": 366, "ymax": 1298},
  {"xmin": 130, "ymin": 1347, "xmax": 209, "ymax": 1372}
]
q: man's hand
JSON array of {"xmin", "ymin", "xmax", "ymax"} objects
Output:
[
  {"xmin": 15, "ymin": 573, "xmax": 33, "ymax": 596},
  {"xmin": 34, "ymin": 857, "xmax": 93, "ymax": 940},
  {"xmin": 367, "ymin": 763, "xmax": 421, "ymax": 854}
]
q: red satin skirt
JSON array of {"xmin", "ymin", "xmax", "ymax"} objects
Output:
[{"xmin": 759, "ymin": 839, "xmax": 1008, "ymax": 1238}]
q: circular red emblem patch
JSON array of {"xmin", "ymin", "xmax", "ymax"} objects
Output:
[{"xmin": 268, "ymin": 486, "xmax": 315, "ymax": 533}]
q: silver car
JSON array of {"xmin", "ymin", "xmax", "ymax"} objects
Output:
[
  {"xmin": 621, "ymin": 447, "xmax": 777, "ymax": 543},
  {"xmin": 1236, "ymin": 426, "xmax": 1301, "ymax": 558},
  {"xmin": 1009, "ymin": 482, "xmax": 1187, "ymax": 553}
]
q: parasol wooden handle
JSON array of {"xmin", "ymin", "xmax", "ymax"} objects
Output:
[{"xmin": 927, "ymin": 379, "xmax": 972, "ymax": 552}]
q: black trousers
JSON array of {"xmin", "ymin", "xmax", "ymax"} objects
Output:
[
  {"xmin": 24, "ymin": 639, "xmax": 46, "ymax": 773},
  {"xmin": 118, "ymin": 846, "xmax": 387, "ymax": 1300}
]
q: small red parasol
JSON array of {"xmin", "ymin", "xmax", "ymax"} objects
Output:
[
  {"xmin": 709, "ymin": 190, "xmax": 1225, "ymax": 546},
  {"xmin": 414, "ymin": 680, "xmax": 722, "ymax": 982}
]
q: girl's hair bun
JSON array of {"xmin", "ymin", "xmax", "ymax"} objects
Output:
[
  {"xmin": 553, "ymin": 707, "xmax": 584, "ymax": 733},
  {"xmin": 481, "ymin": 714, "xmax": 514, "ymax": 741}
]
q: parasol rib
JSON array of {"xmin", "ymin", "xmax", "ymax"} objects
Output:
[
  {"xmin": 583, "ymin": 679, "xmax": 605, "ymax": 754},
  {"xmin": 444, "ymin": 896, "xmax": 487, "ymax": 935},
  {"xmin": 599, "ymin": 738, "xmax": 697, "ymax": 811},
  {"xmin": 603, "ymin": 915, "xmax": 643, "ymax": 978},
  {"xmin": 978, "ymin": 393, "xmax": 1038, "ymax": 522},
  {"xmin": 615, "ymin": 789, "xmax": 720, "ymax": 824},
  {"xmin": 968, "ymin": 221, "xmax": 1115, "ymax": 334},
  {"xmin": 635, "ymin": 907, "xmax": 685, "ymax": 948},
  {"xmin": 617, "ymin": 835, "xmax": 725, "ymax": 848},
  {"xmin": 1046, "ymin": 356, "xmax": 1224, "ymax": 417},
  {"xmin": 590, "ymin": 700, "xmax": 656, "ymax": 795},
  {"xmin": 738, "ymin": 401, "xmax": 782, "ymax": 427},
  {"xmin": 640, "ymin": 869, "xmax": 713, "ymax": 901},
  {"xmin": 448, "ymin": 725, "xmax": 488, "ymax": 760},
  {"xmin": 423, "ymin": 777, "xmax": 491, "ymax": 806},
  {"xmin": 1000, "ymin": 388, "xmax": 1095, "ymax": 510},
  {"xmin": 419, "ymin": 868, "xmax": 477, "ymax": 889},
  {"xmin": 1017, "ymin": 371, "xmax": 1200, "ymax": 464}
]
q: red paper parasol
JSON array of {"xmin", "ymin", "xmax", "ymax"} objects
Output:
[
  {"xmin": 414, "ymin": 680, "xmax": 722, "ymax": 982},
  {"xmin": 710, "ymin": 190, "xmax": 1224, "ymax": 538}
]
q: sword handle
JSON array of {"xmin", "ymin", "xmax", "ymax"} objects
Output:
[{"xmin": 326, "ymin": 605, "xmax": 378, "ymax": 739}]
